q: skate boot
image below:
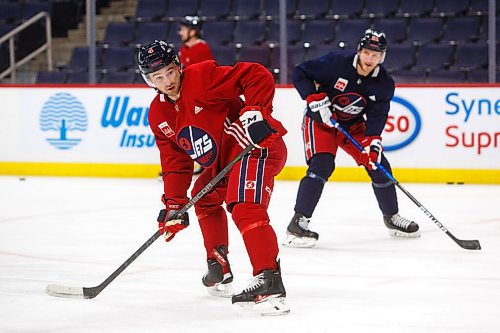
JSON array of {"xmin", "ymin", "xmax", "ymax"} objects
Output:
[
  {"xmin": 202, "ymin": 245, "xmax": 234, "ymax": 298},
  {"xmin": 283, "ymin": 212, "xmax": 319, "ymax": 248},
  {"xmin": 384, "ymin": 213, "xmax": 420, "ymax": 238},
  {"xmin": 232, "ymin": 260, "xmax": 289, "ymax": 316}
]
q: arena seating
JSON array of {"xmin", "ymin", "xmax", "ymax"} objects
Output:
[{"xmin": 0, "ymin": 0, "xmax": 496, "ymax": 84}]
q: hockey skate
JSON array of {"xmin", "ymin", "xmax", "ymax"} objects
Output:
[
  {"xmin": 202, "ymin": 245, "xmax": 234, "ymax": 298},
  {"xmin": 384, "ymin": 213, "xmax": 420, "ymax": 238},
  {"xmin": 232, "ymin": 261, "xmax": 289, "ymax": 316},
  {"xmin": 282, "ymin": 212, "xmax": 319, "ymax": 248}
]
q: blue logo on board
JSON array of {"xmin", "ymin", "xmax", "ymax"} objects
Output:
[
  {"xmin": 384, "ymin": 96, "xmax": 421, "ymax": 151},
  {"xmin": 39, "ymin": 93, "xmax": 88, "ymax": 150}
]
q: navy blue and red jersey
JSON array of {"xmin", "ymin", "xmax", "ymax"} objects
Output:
[{"xmin": 292, "ymin": 51, "xmax": 395, "ymax": 137}]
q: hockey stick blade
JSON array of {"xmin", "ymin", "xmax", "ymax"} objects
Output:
[
  {"xmin": 46, "ymin": 284, "xmax": 86, "ymax": 299},
  {"xmin": 455, "ymin": 239, "xmax": 481, "ymax": 250},
  {"xmin": 329, "ymin": 117, "xmax": 482, "ymax": 251}
]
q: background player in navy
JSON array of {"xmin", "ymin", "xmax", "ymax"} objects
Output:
[{"xmin": 284, "ymin": 29, "xmax": 420, "ymax": 248}]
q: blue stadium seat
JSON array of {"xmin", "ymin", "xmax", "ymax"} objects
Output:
[
  {"xmin": 211, "ymin": 46, "xmax": 236, "ymax": 66},
  {"xmin": 414, "ymin": 44, "xmax": 454, "ymax": 70},
  {"xmin": 304, "ymin": 44, "xmax": 335, "ymax": 61},
  {"xmin": 67, "ymin": 70, "xmax": 90, "ymax": 84},
  {"xmin": 234, "ymin": 20, "xmax": 266, "ymax": 45},
  {"xmin": 202, "ymin": 21, "xmax": 234, "ymax": 46},
  {"xmin": 100, "ymin": 71, "xmax": 136, "ymax": 83},
  {"xmin": 406, "ymin": 18, "xmax": 444, "ymax": 44},
  {"xmin": 264, "ymin": 0, "xmax": 296, "ymax": 19},
  {"xmin": 165, "ymin": 0, "xmax": 199, "ymax": 20},
  {"xmin": 373, "ymin": 19, "xmax": 407, "ymax": 44},
  {"xmin": 467, "ymin": 69, "xmax": 488, "ymax": 83},
  {"xmin": 330, "ymin": 0, "xmax": 364, "ymax": 19},
  {"xmin": 104, "ymin": 22, "xmax": 135, "ymax": 46},
  {"xmin": 391, "ymin": 69, "xmax": 427, "ymax": 84},
  {"xmin": 232, "ymin": 0, "xmax": 261, "ymax": 19},
  {"xmin": 383, "ymin": 44, "xmax": 415, "ymax": 71},
  {"xmin": 296, "ymin": 0, "xmax": 330, "ymax": 19},
  {"xmin": 478, "ymin": 17, "xmax": 500, "ymax": 41},
  {"xmin": 432, "ymin": 0, "xmax": 470, "ymax": 17},
  {"xmin": 441, "ymin": 17, "xmax": 481, "ymax": 44},
  {"xmin": 135, "ymin": 0, "xmax": 166, "ymax": 21},
  {"xmin": 267, "ymin": 20, "xmax": 301, "ymax": 45},
  {"xmin": 0, "ymin": 3, "xmax": 21, "ymax": 23},
  {"xmin": 335, "ymin": 19, "xmax": 372, "ymax": 48},
  {"xmin": 20, "ymin": 2, "xmax": 51, "ymax": 20},
  {"xmin": 238, "ymin": 45, "xmax": 271, "ymax": 67},
  {"xmin": 302, "ymin": 20, "xmax": 335, "ymax": 45},
  {"xmin": 427, "ymin": 69, "xmax": 466, "ymax": 83},
  {"xmin": 134, "ymin": 22, "xmax": 167, "ymax": 46},
  {"xmin": 469, "ymin": 0, "xmax": 488, "ymax": 16},
  {"xmin": 36, "ymin": 71, "xmax": 67, "ymax": 84},
  {"xmin": 0, "ymin": 44, "xmax": 8, "ymax": 72},
  {"xmin": 50, "ymin": 0, "xmax": 82, "ymax": 37},
  {"xmin": 0, "ymin": 24, "xmax": 15, "ymax": 36},
  {"xmin": 166, "ymin": 22, "xmax": 180, "ymax": 45},
  {"xmin": 362, "ymin": 0, "xmax": 400, "ymax": 18},
  {"xmin": 198, "ymin": 0, "xmax": 231, "ymax": 19},
  {"xmin": 270, "ymin": 45, "xmax": 307, "ymax": 69},
  {"xmin": 15, "ymin": 20, "xmax": 48, "ymax": 60},
  {"xmin": 68, "ymin": 47, "xmax": 102, "ymax": 70},
  {"xmin": 100, "ymin": 47, "xmax": 135, "ymax": 71},
  {"xmin": 397, "ymin": 0, "xmax": 434, "ymax": 18},
  {"xmin": 452, "ymin": 44, "xmax": 488, "ymax": 70}
]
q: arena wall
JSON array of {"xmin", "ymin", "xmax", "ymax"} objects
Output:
[{"xmin": 0, "ymin": 84, "xmax": 498, "ymax": 183}]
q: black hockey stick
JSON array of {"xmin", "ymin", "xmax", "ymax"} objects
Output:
[
  {"xmin": 330, "ymin": 117, "xmax": 481, "ymax": 250},
  {"xmin": 46, "ymin": 144, "xmax": 255, "ymax": 299}
]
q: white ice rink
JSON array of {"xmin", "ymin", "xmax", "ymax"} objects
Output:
[{"xmin": 0, "ymin": 176, "xmax": 499, "ymax": 332}]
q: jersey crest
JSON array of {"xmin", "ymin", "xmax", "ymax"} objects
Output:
[
  {"xmin": 177, "ymin": 126, "xmax": 217, "ymax": 167},
  {"xmin": 331, "ymin": 93, "xmax": 367, "ymax": 121}
]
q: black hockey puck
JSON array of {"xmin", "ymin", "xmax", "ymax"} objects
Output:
[{"xmin": 19, "ymin": 177, "xmax": 26, "ymax": 181}]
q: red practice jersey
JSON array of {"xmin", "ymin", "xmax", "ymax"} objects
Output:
[
  {"xmin": 178, "ymin": 40, "xmax": 214, "ymax": 68},
  {"xmin": 148, "ymin": 60, "xmax": 286, "ymax": 204}
]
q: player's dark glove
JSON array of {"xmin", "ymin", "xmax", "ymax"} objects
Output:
[
  {"xmin": 360, "ymin": 136, "xmax": 383, "ymax": 170},
  {"xmin": 239, "ymin": 106, "xmax": 286, "ymax": 148},
  {"xmin": 306, "ymin": 93, "xmax": 336, "ymax": 128},
  {"xmin": 158, "ymin": 199, "xmax": 189, "ymax": 242}
]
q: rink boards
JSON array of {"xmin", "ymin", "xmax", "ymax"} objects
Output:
[{"xmin": 0, "ymin": 84, "xmax": 498, "ymax": 183}]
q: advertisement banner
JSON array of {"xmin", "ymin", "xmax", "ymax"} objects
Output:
[{"xmin": 0, "ymin": 85, "xmax": 498, "ymax": 182}]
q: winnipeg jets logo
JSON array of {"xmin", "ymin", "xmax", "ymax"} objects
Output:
[
  {"xmin": 332, "ymin": 93, "xmax": 367, "ymax": 121},
  {"xmin": 194, "ymin": 106, "xmax": 203, "ymax": 114},
  {"xmin": 334, "ymin": 78, "xmax": 348, "ymax": 92},
  {"xmin": 177, "ymin": 126, "xmax": 217, "ymax": 167}
]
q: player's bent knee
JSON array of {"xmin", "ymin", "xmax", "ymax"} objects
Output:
[
  {"xmin": 231, "ymin": 202, "xmax": 270, "ymax": 236},
  {"xmin": 307, "ymin": 153, "xmax": 335, "ymax": 182}
]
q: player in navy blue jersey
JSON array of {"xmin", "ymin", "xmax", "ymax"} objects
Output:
[{"xmin": 284, "ymin": 29, "xmax": 420, "ymax": 248}]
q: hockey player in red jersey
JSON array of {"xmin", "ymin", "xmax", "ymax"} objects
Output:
[
  {"xmin": 178, "ymin": 16, "xmax": 214, "ymax": 68},
  {"xmin": 138, "ymin": 40, "xmax": 289, "ymax": 315}
]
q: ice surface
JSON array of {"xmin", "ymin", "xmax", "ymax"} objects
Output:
[{"xmin": 0, "ymin": 176, "xmax": 499, "ymax": 332}]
